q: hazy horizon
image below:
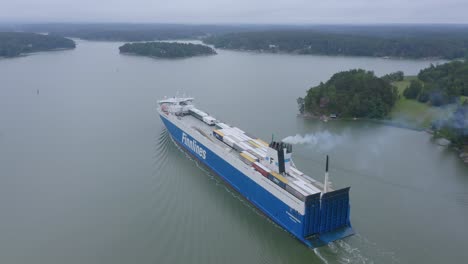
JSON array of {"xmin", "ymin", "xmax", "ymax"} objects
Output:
[{"xmin": 2, "ymin": 0, "xmax": 468, "ymax": 24}]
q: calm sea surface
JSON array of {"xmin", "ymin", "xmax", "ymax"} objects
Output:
[{"xmin": 1, "ymin": 40, "xmax": 467, "ymax": 264}]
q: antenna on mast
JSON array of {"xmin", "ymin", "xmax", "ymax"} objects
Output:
[{"xmin": 323, "ymin": 155, "xmax": 329, "ymax": 194}]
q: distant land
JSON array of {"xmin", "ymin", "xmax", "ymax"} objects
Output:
[
  {"xmin": 0, "ymin": 32, "xmax": 75, "ymax": 57},
  {"xmin": 3, "ymin": 23, "xmax": 468, "ymax": 59},
  {"xmin": 203, "ymin": 28, "xmax": 468, "ymax": 59},
  {"xmin": 4, "ymin": 23, "xmax": 270, "ymax": 42},
  {"xmin": 119, "ymin": 42, "xmax": 216, "ymax": 58}
]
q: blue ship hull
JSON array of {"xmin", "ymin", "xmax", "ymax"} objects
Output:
[{"xmin": 159, "ymin": 114, "xmax": 354, "ymax": 248}]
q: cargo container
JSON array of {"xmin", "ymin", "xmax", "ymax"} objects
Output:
[
  {"xmin": 285, "ymin": 182, "xmax": 307, "ymax": 201},
  {"xmin": 256, "ymin": 139, "xmax": 269, "ymax": 147},
  {"xmin": 252, "ymin": 162, "xmax": 270, "ymax": 177},
  {"xmin": 233, "ymin": 132, "xmax": 250, "ymax": 142},
  {"xmin": 189, "ymin": 108, "xmax": 208, "ymax": 120},
  {"xmin": 292, "ymin": 180, "xmax": 320, "ymax": 194},
  {"xmin": 233, "ymin": 143, "xmax": 245, "ymax": 152},
  {"xmin": 229, "ymin": 134, "xmax": 243, "ymax": 143},
  {"xmin": 203, "ymin": 116, "xmax": 216, "ymax": 126},
  {"xmin": 256, "ymin": 148, "xmax": 267, "ymax": 156},
  {"xmin": 268, "ymin": 175, "xmax": 287, "ymax": 189},
  {"xmin": 248, "ymin": 140, "xmax": 262, "ymax": 148},
  {"xmin": 240, "ymin": 151, "xmax": 257, "ymax": 165},
  {"xmin": 248, "ymin": 148, "xmax": 265, "ymax": 160},
  {"xmin": 268, "ymin": 171, "xmax": 288, "ymax": 189},
  {"xmin": 241, "ymin": 151, "xmax": 258, "ymax": 162},
  {"xmin": 222, "ymin": 136, "xmax": 235, "ymax": 147},
  {"xmin": 238, "ymin": 142, "xmax": 252, "ymax": 151},
  {"xmin": 213, "ymin": 130, "xmax": 224, "ymax": 141}
]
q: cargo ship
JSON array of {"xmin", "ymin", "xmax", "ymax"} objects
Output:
[{"xmin": 157, "ymin": 97, "xmax": 354, "ymax": 248}]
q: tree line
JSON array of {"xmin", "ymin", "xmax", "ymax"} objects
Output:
[
  {"xmin": 0, "ymin": 32, "xmax": 75, "ymax": 57},
  {"xmin": 13, "ymin": 23, "xmax": 268, "ymax": 42},
  {"xmin": 403, "ymin": 60, "xmax": 468, "ymax": 105},
  {"xmin": 203, "ymin": 30, "xmax": 468, "ymax": 59}
]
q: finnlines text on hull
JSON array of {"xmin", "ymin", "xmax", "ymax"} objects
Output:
[{"xmin": 182, "ymin": 132, "xmax": 207, "ymax": 159}]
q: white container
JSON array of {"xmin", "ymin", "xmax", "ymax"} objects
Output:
[
  {"xmin": 293, "ymin": 180, "xmax": 320, "ymax": 194},
  {"xmin": 202, "ymin": 116, "xmax": 216, "ymax": 126},
  {"xmin": 223, "ymin": 136, "xmax": 235, "ymax": 147}
]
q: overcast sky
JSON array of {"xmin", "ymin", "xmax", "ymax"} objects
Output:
[{"xmin": 1, "ymin": 0, "xmax": 467, "ymax": 24}]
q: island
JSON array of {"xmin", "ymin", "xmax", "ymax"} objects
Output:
[
  {"xmin": 299, "ymin": 69, "xmax": 398, "ymax": 119},
  {"xmin": 118, "ymin": 42, "xmax": 217, "ymax": 58},
  {"xmin": 0, "ymin": 32, "xmax": 75, "ymax": 57}
]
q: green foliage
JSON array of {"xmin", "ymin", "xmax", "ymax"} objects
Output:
[
  {"xmin": 118, "ymin": 42, "xmax": 216, "ymax": 58},
  {"xmin": 418, "ymin": 60, "xmax": 468, "ymax": 100},
  {"xmin": 0, "ymin": 32, "xmax": 75, "ymax": 57},
  {"xmin": 418, "ymin": 90, "xmax": 430, "ymax": 103},
  {"xmin": 403, "ymin": 80, "xmax": 423, "ymax": 99},
  {"xmin": 203, "ymin": 28, "xmax": 468, "ymax": 59},
  {"xmin": 382, "ymin": 71, "xmax": 404, "ymax": 83},
  {"xmin": 397, "ymin": 61, "xmax": 468, "ymax": 106},
  {"xmin": 303, "ymin": 69, "xmax": 398, "ymax": 119}
]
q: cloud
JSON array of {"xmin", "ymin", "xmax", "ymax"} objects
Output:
[{"xmin": 1, "ymin": 0, "xmax": 468, "ymax": 23}]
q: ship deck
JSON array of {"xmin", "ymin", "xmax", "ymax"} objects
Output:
[{"xmin": 176, "ymin": 114, "xmax": 326, "ymax": 196}]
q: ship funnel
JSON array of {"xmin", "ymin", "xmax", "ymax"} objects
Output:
[{"xmin": 267, "ymin": 140, "xmax": 294, "ymax": 174}]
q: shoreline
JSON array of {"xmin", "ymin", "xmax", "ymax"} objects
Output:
[
  {"xmin": 203, "ymin": 46, "xmax": 448, "ymax": 60},
  {"xmin": 119, "ymin": 51, "xmax": 217, "ymax": 59},
  {"xmin": 0, "ymin": 47, "xmax": 75, "ymax": 58}
]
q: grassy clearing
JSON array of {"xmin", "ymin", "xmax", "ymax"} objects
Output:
[
  {"xmin": 392, "ymin": 76, "xmax": 418, "ymax": 95},
  {"xmin": 390, "ymin": 76, "xmax": 450, "ymax": 128}
]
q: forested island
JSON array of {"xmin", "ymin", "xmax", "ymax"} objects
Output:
[
  {"xmin": 203, "ymin": 28, "xmax": 468, "ymax": 59},
  {"xmin": 119, "ymin": 42, "xmax": 216, "ymax": 58},
  {"xmin": 0, "ymin": 32, "xmax": 75, "ymax": 57},
  {"xmin": 299, "ymin": 70, "xmax": 398, "ymax": 119}
]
